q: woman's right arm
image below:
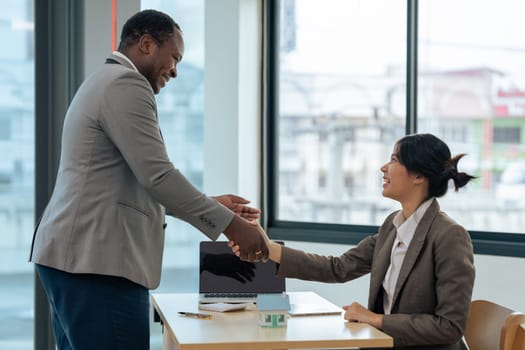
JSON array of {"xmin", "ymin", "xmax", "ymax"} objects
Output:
[
  {"xmin": 267, "ymin": 240, "xmax": 283, "ymax": 263},
  {"xmin": 231, "ymin": 222, "xmax": 376, "ymax": 283}
]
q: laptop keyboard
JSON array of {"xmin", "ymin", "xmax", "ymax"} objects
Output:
[{"xmin": 203, "ymin": 293, "xmax": 257, "ymax": 298}]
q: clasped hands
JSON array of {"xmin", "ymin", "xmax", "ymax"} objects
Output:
[
  {"xmin": 214, "ymin": 194, "xmax": 268, "ymax": 261},
  {"xmin": 214, "ymin": 195, "xmax": 383, "ymax": 329}
]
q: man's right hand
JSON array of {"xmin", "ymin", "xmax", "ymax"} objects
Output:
[
  {"xmin": 228, "ymin": 221, "xmax": 282, "ymax": 263},
  {"xmin": 223, "ymin": 215, "xmax": 269, "ymax": 261}
]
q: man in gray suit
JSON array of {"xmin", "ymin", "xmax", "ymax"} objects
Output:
[{"xmin": 29, "ymin": 9, "xmax": 267, "ymax": 350}]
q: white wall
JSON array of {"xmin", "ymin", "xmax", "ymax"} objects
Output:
[
  {"xmin": 203, "ymin": 0, "xmax": 260, "ymax": 205},
  {"xmin": 84, "ymin": 0, "xmax": 140, "ymax": 77}
]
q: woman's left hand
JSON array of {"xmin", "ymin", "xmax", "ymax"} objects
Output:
[{"xmin": 342, "ymin": 302, "xmax": 384, "ymax": 329}]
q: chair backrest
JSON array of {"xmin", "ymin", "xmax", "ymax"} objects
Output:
[
  {"xmin": 464, "ymin": 299, "xmax": 525, "ymax": 350},
  {"xmin": 465, "ymin": 300, "xmax": 513, "ymax": 350},
  {"xmin": 510, "ymin": 323, "xmax": 525, "ymax": 350},
  {"xmin": 503, "ymin": 315, "xmax": 525, "ymax": 350}
]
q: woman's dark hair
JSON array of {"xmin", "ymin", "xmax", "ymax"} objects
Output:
[
  {"xmin": 395, "ymin": 133, "xmax": 476, "ymax": 198},
  {"xmin": 118, "ymin": 9, "xmax": 181, "ymax": 51}
]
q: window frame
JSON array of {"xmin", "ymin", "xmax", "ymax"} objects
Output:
[
  {"xmin": 35, "ymin": 1, "xmax": 85, "ymax": 349},
  {"xmin": 264, "ymin": 0, "xmax": 525, "ymax": 258}
]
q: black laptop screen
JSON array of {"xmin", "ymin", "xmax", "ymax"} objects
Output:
[{"xmin": 199, "ymin": 241, "xmax": 285, "ymax": 294}]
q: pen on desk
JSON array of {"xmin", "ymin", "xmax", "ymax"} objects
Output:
[{"xmin": 178, "ymin": 311, "xmax": 212, "ymax": 319}]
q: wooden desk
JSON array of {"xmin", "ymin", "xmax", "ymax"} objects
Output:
[{"xmin": 152, "ymin": 292, "xmax": 393, "ymax": 350}]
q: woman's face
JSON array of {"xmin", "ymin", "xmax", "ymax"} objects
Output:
[{"xmin": 380, "ymin": 147, "xmax": 419, "ymax": 203}]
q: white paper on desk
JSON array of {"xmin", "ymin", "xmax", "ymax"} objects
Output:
[
  {"xmin": 288, "ymin": 302, "xmax": 343, "ymax": 316},
  {"xmin": 198, "ymin": 303, "xmax": 251, "ymax": 312}
]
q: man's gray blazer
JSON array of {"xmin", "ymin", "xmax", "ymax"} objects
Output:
[
  {"xmin": 30, "ymin": 54, "xmax": 234, "ymax": 289},
  {"xmin": 277, "ymin": 199, "xmax": 475, "ymax": 349}
]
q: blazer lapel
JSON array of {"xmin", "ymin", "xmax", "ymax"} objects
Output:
[
  {"xmin": 391, "ymin": 199, "xmax": 440, "ymax": 309},
  {"xmin": 368, "ymin": 224, "xmax": 397, "ymax": 311}
]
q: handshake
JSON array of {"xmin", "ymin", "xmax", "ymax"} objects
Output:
[
  {"xmin": 214, "ymin": 194, "xmax": 272, "ymax": 262},
  {"xmin": 223, "ymin": 215, "xmax": 269, "ymax": 261}
]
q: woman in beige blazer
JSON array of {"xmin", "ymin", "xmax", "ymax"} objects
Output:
[{"xmin": 235, "ymin": 133, "xmax": 476, "ymax": 350}]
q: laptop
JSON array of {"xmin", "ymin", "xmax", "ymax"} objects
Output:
[{"xmin": 198, "ymin": 241, "xmax": 285, "ymax": 304}]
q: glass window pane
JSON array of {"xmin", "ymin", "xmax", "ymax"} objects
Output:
[
  {"xmin": 418, "ymin": 0, "xmax": 525, "ymax": 234},
  {"xmin": 0, "ymin": 1, "xmax": 34, "ymax": 349},
  {"xmin": 277, "ymin": 0, "xmax": 406, "ymax": 225}
]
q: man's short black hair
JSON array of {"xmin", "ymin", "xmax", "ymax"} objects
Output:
[{"xmin": 118, "ymin": 9, "xmax": 181, "ymax": 51}]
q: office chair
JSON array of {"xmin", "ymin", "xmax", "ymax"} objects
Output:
[
  {"xmin": 503, "ymin": 314, "xmax": 525, "ymax": 350},
  {"xmin": 464, "ymin": 299, "xmax": 525, "ymax": 350},
  {"xmin": 511, "ymin": 323, "xmax": 525, "ymax": 350}
]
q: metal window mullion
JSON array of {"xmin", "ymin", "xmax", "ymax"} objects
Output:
[
  {"xmin": 406, "ymin": 0, "xmax": 418, "ymax": 134},
  {"xmin": 34, "ymin": 1, "xmax": 84, "ymax": 349},
  {"xmin": 263, "ymin": 0, "xmax": 280, "ymax": 232}
]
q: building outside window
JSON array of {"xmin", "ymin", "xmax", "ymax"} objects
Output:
[{"xmin": 272, "ymin": 0, "xmax": 525, "ymax": 241}]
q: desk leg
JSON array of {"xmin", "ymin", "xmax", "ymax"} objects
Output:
[{"xmin": 162, "ymin": 326, "xmax": 178, "ymax": 350}]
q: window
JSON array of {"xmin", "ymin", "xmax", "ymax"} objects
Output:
[
  {"xmin": 268, "ymin": 0, "xmax": 525, "ymax": 256},
  {"xmin": 0, "ymin": 1, "xmax": 35, "ymax": 348},
  {"xmin": 273, "ymin": 0, "xmax": 406, "ymax": 227},
  {"xmin": 418, "ymin": 0, "xmax": 525, "ymax": 235},
  {"xmin": 493, "ymin": 127, "xmax": 521, "ymax": 144}
]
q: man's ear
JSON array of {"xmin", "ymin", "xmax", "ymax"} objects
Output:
[{"xmin": 138, "ymin": 34, "xmax": 156, "ymax": 54}]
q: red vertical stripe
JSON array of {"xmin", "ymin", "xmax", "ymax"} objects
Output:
[
  {"xmin": 482, "ymin": 120, "xmax": 493, "ymax": 190},
  {"xmin": 112, "ymin": 0, "xmax": 117, "ymax": 51}
]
